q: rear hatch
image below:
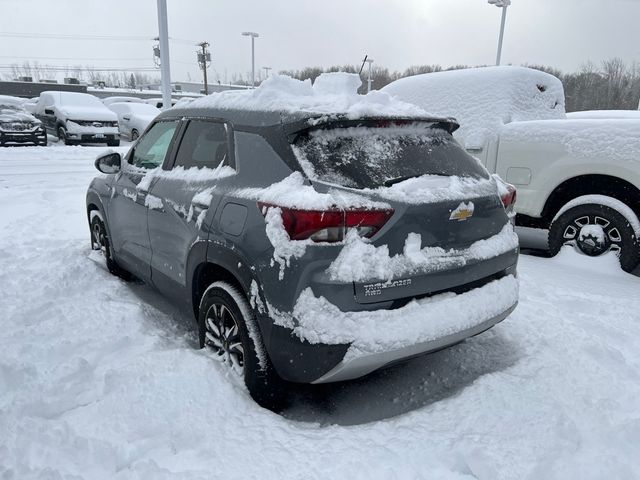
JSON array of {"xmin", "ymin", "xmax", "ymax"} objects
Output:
[{"xmin": 289, "ymin": 118, "xmax": 515, "ymax": 304}]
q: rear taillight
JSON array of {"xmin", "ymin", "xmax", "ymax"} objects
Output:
[
  {"xmin": 259, "ymin": 203, "xmax": 394, "ymax": 243},
  {"xmin": 501, "ymin": 184, "xmax": 517, "ymax": 210}
]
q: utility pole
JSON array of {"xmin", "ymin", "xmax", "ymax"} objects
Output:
[
  {"xmin": 197, "ymin": 41, "xmax": 211, "ymax": 94},
  {"xmin": 156, "ymin": 0, "xmax": 172, "ymax": 109},
  {"xmin": 263, "ymin": 66, "xmax": 272, "ymax": 79},
  {"xmin": 241, "ymin": 31, "xmax": 259, "ymax": 87},
  {"xmin": 365, "ymin": 58, "xmax": 374, "ymax": 93},
  {"xmin": 488, "ymin": 0, "xmax": 511, "ymax": 66}
]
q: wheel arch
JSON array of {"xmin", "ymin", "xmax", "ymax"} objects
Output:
[
  {"xmin": 188, "ymin": 244, "xmax": 258, "ymax": 321},
  {"xmin": 539, "ymin": 174, "xmax": 640, "ymax": 228}
]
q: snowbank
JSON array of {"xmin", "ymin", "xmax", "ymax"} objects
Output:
[
  {"xmin": 500, "ymin": 119, "xmax": 640, "ymax": 164},
  {"xmin": 269, "ymin": 275, "xmax": 518, "ymax": 361},
  {"xmin": 187, "ymin": 72, "xmax": 430, "ymax": 119},
  {"xmin": 381, "ymin": 66, "xmax": 566, "ymax": 147}
]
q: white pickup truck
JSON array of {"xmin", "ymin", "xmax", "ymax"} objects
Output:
[{"xmin": 383, "ymin": 66, "xmax": 640, "ymax": 273}]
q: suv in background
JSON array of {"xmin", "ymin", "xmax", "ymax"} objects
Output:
[
  {"xmin": 34, "ymin": 91, "xmax": 120, "ymax": 146},
  {"xmin": 87, "ymin": 101, "xmax": 518, "ymax": 409},
  {"xmin": 0, "ymin": 95, "xmax": 47, "ymax": 146}
]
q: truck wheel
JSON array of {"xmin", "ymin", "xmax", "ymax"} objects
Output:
[
  {"xmin": 549, "ymin": 196, "xmax": 640, "ymax": 273},
  {"xmin": 198, "ymin": 281, "xmax": 289, "ymax": 411},
  {"xmin": 131, "ymin": 129, "xmax": 139, "ymax": 141}
]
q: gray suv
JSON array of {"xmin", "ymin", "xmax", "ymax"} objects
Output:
[{"xmin": 87, "ymin": 105, "xmax": 519, "ymax": 409}]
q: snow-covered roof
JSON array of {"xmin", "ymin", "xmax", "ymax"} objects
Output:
[
  {"xmin": 382, "ymin": 66, "xmax": 566, "ymax": 147},
  {"xmin": 185, "ymin": 72, "xmax": 431, "ymax": 121}
]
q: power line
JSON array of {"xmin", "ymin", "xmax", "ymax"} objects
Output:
[
  {"xmin": 0, "ymin": 55, "xmax": 152, "ymax": 62},
  {"xmin": 0, "ymin": 32, "xmax": 199, "ymax": 44},
  {"xmin": 0, "ymin": 65, "xmax": 159, "ymax": 72}
]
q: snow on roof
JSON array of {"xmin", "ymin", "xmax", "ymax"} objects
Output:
[
  {"xmin": 0, "ymin": 94, "xmax": 25, "ymax": 107},
  {"xmin": 382, "ymin": 66, "xmax": 566, "ymax": 147},
  {"xmin": 187, "ymin": 72, "xmax": 430, "ymax": 119}
]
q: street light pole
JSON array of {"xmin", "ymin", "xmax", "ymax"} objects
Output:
[
  {"xmin": 241, "ymin": 31, "xmax": 259, "ymax": 87},
  {"xmin": 156, "ymin": 0, "xmax": 172, "ymax": 110},
  {"xmin": 488, "ymin": 0, "xmax": 511, "ymax": 66},
  {"xmin": 365, "ymin": 58, "xmax": 374, "ymax": 93}
]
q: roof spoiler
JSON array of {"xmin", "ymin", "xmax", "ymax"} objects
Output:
[{"xmin": 283, "ymin": 115, "xmax": 460, "ymax": 143}]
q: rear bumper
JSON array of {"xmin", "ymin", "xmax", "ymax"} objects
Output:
[
  {"xmin": 260, "ymin": 271, "xmax": 519, "ymax": 384},
  {"xmin": 312, "ymin": 302, "xmax": 516, "ymax": 383}
]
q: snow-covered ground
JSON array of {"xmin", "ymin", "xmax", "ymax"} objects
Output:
[{"xmin": 1, "ymin": 145, "xmax": 640, "ymax": 479}]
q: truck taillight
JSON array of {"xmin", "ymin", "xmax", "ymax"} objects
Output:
[
  {"xmin": 501, "ymin": 184, "xmax": 517, "ymax": 210},
  {"xmin": 258, "ymin": 203, "xmax": 394, "ymax": 243}
]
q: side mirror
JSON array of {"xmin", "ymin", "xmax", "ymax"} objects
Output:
[
  {"xmin": 95, "ymin": 152, "xmax": 121, "ymax": 174},
  {"xmin": 44, "ymin": 108, "xmax": 54, "ymax": 115},
  {"xmin": 122, "ymin": 115, "xmax": 130, "ymax": 121}
]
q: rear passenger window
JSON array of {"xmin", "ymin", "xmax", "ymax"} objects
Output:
[{"xmin": 174, "ymin": 121, "xmax": 231, "ymax": 170}]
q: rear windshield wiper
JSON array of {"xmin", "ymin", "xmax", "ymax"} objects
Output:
[{"xmin": 383, "ymin": 173, "xmax": 453, "ymax": 187}]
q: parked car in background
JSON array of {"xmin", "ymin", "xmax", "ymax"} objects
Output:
[
  {"xmin": 107, "ymin": 102, "xmax": 160, "ymax": 140},
  {"xmin": 102, "ymin": 96, "xmax": 146, "ymax": 107},
  {"xmin": 23, "ymin": 97, "xmax": 39, "ymax": 114},
  {"xmin": 0, "ymin": 94, "xmax": 47, "ymax": 146},
  {"xmin": 86, "ymin": 73, "xmax": 519, "ymax": 408},
  {"xmin": 34, "ymin": 91, "xmax": 120, "ymax": 146},
  {"xmin": 144, "ymin": 97, "xmax": 178, "ymax": 109},
  {"xmin": 384, "ymin": 66, "xmax": 640, "ymax": 273}
]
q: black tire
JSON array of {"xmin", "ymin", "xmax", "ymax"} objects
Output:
[
  {"xmin": 58, "ymin": 126, "xmax": 73, "ymax": 146},
  {"xmin": 131, "ymin": 129, "xmax": 139, "ymax": 141},
  {"xmin": 198, "ymin": 282, "xmax": 288, "ymax": 411},
  {"xmin": 549, "ymin": 202, "xmax": 640, "ymax": 273},
  {"xmin": 90, "ymin": 213, "xmax": 131, "ymax": 279}
]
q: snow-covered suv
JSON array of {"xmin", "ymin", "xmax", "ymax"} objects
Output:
[
  {"xmin": 86, "ymin": 74, "xmax": 519, "ymax": 409},
  {"xmin": 35, "ymin": 91, "xmax": 120, "ymax": 146}
]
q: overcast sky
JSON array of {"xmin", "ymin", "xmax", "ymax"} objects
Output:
[{"xmin": 2, "ymin": 0, "xmax": 640, "ymax": 83}]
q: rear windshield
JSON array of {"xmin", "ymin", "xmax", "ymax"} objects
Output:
[{"xmin": 292, "ymin": 124, "xmax": 487, "ymax": 189}]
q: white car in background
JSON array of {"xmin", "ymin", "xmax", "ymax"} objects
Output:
[
  {"xmin": 34, "ymin": 91, "xmax": 120, "ymax": 146},
  {"xmin": 107, "ymin": 102, "xmax": 160, "ymax": 140},
  {"xmin": 101, "ymin": 96, "xmax": 146, "ymax": 107},
  {"xmin": 144, "ymin": 97, "xmax": 177, "ymax": 109}
]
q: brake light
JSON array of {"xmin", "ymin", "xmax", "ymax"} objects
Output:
[
  {"xmin": 258, "ymin": 203, "xmax": 394, "ymax": 243},
  {"xmin": 501, "ymin": 184, "xmax": 517, "ymax": 210}
]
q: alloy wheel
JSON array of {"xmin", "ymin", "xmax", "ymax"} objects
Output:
[
  {"xmin": 562, "ymin": 214, "xmax": 622, "ymax": 257},
  {"xmin": 204, "ymin": 303, "xmax": 245, "ymax": 375}
]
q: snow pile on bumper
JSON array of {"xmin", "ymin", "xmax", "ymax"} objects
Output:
[
  {"xmin": 329, "ymin": 223, "xmax": 519, "ymax": 282},
  {"xmin": 273, "ymin": 274, "xmax": 519, "ymax": 361}
]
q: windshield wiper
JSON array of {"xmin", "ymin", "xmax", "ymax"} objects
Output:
[{"xmin": 383, "ymin": 173, "xmax": 453, "ymax": 187}]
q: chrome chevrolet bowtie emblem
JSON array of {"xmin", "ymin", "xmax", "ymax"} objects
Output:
[{"xmin": 449, "ymin": 201, "xmax": 475, "ymax": 221}]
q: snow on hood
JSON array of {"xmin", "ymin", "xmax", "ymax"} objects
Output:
[
  {"xmin": 188, "ymin": 72, "xmax": 431, "ymax": 119},
  {"xmin": 0, "ymin": 108, "xmax": 40, "ymax": 124},
  {"xmin": 382, "ymin": 66, "xmax": 566, "ymax": 148},
  {"xmin": 59, "ymin": 106, "xmax": 117, "ymax": 122}
]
